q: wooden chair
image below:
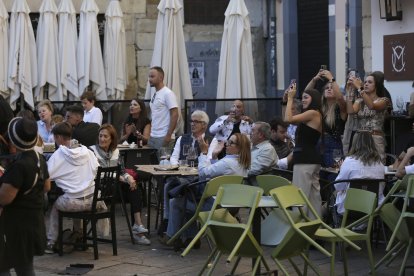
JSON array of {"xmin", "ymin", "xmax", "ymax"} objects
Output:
[{"xmin": 57, "ymin": 166, "xmax": 120, "ymax": 260}]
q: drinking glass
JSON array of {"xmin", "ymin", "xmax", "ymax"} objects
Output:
[
  {"xmin": 179, "ymin": 159, "xmax": 189, "ymax": 171},
  {"xmin": 182, "ymin": 145, "xmax": 190, "ymax": 157},
  {"xmin": 396, "ymin": 96, "xmax": 404, "ymax": 114},
  {"xmin": 186, "ymin": 147, "xmax": 198, "ymax": 168},
  {"xmin": 159, "ymin": 147, "xmax": 170, "ymax": 161}
]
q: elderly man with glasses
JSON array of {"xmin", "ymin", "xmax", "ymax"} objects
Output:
[{"xmin": 159, "ymin": 110, "xmax": 212, "ymax": 248}]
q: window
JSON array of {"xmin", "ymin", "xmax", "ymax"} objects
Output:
[{"xmin": 184, "ymin": 0, "xmax": 229, "ymax": 25}]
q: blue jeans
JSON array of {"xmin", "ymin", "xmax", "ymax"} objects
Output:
[{"xmin": 320, "ymin": 134, "xmax": 343, "ymax": 168}]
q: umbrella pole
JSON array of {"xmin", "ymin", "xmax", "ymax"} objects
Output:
[{"xmin": 20, "ymin": 94, "xmax": 25, "ymax": 112}]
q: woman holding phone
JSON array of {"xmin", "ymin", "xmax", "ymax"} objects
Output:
[
  {"xmin": 305, "ymin": 69, "xmax": 347, "ymax": 169},
  {"xmin": 346, "ymin": 71, "xmax": 390, "ymax": 161},
  {"xmin": 285, "ymin": 84, "xmax": 323, "ymax": 217}
]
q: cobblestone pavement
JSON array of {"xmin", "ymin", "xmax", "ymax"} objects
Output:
[{"xmin": 30, "ymin": 207, "xmax": 412, "ymax": 276}]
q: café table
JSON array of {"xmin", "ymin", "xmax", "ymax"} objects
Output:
[{"xmin": 135, "ymin": 164, "xmax": 198, "ymax": 235}]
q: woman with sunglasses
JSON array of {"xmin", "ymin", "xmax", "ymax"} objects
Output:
[
  {"xmin": 285, "ymin": 85, "xmax": 323, "ymax": 217},
  {"xmin": 197, "ymin": 133, "xmax": 251, "ymax": 180}
]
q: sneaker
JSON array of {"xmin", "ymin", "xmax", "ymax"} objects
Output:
[
  {"xmin": 132, "ymin": 224, "xmax": 148, "ymax": 234},
  {"xmin": 45, "ymin": 242, "xmax": 55, "ymax": 254},
  {"xmin": 134, "ymin": 234, "xmax": 151, "ymax": 245}
]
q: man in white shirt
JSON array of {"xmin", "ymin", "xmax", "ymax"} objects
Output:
[
  {"xmin": 45, "ymin": 122, "xmax": 99, "ymax": 253},
  {"xmin": 148, "ymin": 66, "xmax": 179, "ymax": 150},
  {"xmin": 80, "ymin": 90, "xmax": 103, "ymax": 125},
  {"xmin": 249, "ymin": 122, "xmax": 278, "ymax": 177}
]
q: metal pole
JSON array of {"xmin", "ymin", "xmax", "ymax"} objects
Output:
[{"xmin": 266, "ymin": 0, "xmax": 277, "ymax": 96}]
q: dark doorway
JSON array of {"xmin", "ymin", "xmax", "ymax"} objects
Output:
[{"xmin": 297, "ymin": 0, "xmax": 329, "ymax": 93}]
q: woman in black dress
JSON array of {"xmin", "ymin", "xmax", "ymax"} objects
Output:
[
  {"xmin": 285, "ymin": 85, "xmax": 323, "ymax": 217},
  {"xmin": 0, "ymin": 117, "xmax": 51, "ymax": 275}
]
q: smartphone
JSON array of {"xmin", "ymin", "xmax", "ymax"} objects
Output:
[
  {"xmin": 349, "ymin": 70, "xmax": 356, "ymax": 78},
  {"xmin": 290, "ymin": 79, "xmax": 296, "ymax": 86},
  {"xmin": 320, "ymin": 65, "xmax": 327, "ymax": 71}
]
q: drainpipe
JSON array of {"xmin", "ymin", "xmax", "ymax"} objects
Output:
[{"xmin": 265, "ymin": 0, "xmax": 277, "ymax": 96}]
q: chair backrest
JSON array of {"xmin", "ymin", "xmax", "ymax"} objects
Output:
[
  {"xmin": 271, "ymin": 168, "xmax": 293, "ymax": 181},
  {"xmin": 343, "ymin": 188, "xmax": 377, "ymax": 215},
  {"xmin": 256, "ymin": 175, "xmax": 291, "ymax": 195},
  {"xmin": 203, "ymin": 175, "xmax": 244, "ymax": 198},
  {"xmin": 270, "ymin": 185, "xmax": 307, "ymax": 210},
  {"xmin": 123, "ymin": 148, "xmax": 158, "ymax": 168},
  {"xmin": 379, "ymin": 203, "xmax": 411, "ymax": 242},
  {"xmin": 271, "ymin": 220, "xmax": 322, "ymax": 259},
  {"xmin": 92, "ymin": 166, "xmax": 120, "ymax": 212},
  {"xmin": 216, "ymin": 184, "xmax": 263, "ymax": 209},
  {"xmin": 192, "ymin": 175, "xmax": 244, "ymax": 217},
  {"xmin": 342, "ymin": 188, "xmax": 377, "ymax": 229},
  {"xmin": 330, "ymin": 178, "xmax": 385, "ymax": 195}
]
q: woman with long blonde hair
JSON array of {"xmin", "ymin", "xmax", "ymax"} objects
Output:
[{"xmin": 197, "ymin": 133, "xmax": 251, "ymax": 180}]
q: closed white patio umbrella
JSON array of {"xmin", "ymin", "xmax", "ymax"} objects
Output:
[
  {"xmin": 216, "ymin": 0, "xmax": 257, "ymax": 117},
  {"xmin": 0, "ymin": 0, "xmax": 8, "ymax": 98},
  {"xmin": 58, "ymin": 0, "xmax": 79, "ymax": 100},
  {"xmin": 77, "ymin": 0, "xmax": 107, "ymax": 102},
  {"xmin": 8, "ymin": 0, "xmax": 37, "ymax": 110},
  {"xmin": 35, "ymin": 0, "xmax": 61, "ymax": 102},
  {"xmin": 145, "ymin": 0, "xmax": 192, "ymax": 109},
  {"xmin": 104, "ymin": 0, "xmax": 127, "ymax": 100}
]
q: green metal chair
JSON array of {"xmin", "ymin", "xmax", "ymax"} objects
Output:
[
  {"xmin": 181, "ymin": 184, "xmax": 271, "ymax": 276},
  {"xmin": 269, "ymin": 185, "xmax": 333, "ymax": 275},
  {"xmin": 270, "ymin": 185, "xmax": 362, "ymax": 275},
  {"xmin": 373, "ymin": 175, "xmax": 414, "ymax": 276},
  {"xmin": 256, "ymin": 174, "xmax": 291, "ymax": 195},
  {"xmin": 256, "ymin": 174, "xmax": 293, "ymax": 246},
  {"xmin": 385, "ymin": 175, "xmax": 414, "ymax": 252},
  {"xmin": 314, "ymin": 188, "xmax": 377, "ymax": 276},
  {"xmin": 166, "ymin": 175, "xmax": 243, "ymax": 245}
]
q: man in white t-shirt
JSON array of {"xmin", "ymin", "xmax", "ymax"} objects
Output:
[{"xmin": 148, "ymin": 66, "xmax": 179, "ymax": 150}]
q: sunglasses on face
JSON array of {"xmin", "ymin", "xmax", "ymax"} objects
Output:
[{"xmin": 226, "ymin": 140, "xmax": 238, "ymax": 146}]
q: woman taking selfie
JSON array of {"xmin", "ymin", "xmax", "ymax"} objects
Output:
[
  {"xmin": 285, "ymin": 85, "xmax": 323, "ymax": 217},
  {"xmin": 346, "ymin": 71, "xmax": 390, "ymax": 161}
]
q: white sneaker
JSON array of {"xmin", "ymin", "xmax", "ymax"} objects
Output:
[
  {"xmin": 132, "ymin": 224, "xmax": 148, "ymax": 234},
  {"xmin": 134, "ymin": 234, "xmax": 151, "ymax": 245}
]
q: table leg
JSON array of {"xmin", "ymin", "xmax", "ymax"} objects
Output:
[
  {"xmin": 252, "ymin": 208, "xmax": 261, "ymax": 275},
  {"xmin": 147, "ymin": 177, "xmax": 152, "ymax": 236}
]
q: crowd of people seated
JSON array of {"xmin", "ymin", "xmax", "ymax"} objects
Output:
[{"xmin": 1, "ymin": 66, "xmax": 412, "ymax": 272}]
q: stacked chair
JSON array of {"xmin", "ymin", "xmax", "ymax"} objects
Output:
[
  {"xmin": 314, "ymin": 188, "xmax": 377, "ymax": 276},
  {"xmin": 374, "ymin": 175, "xmax": 414, "ymax": 276},
  {"xmin": 270, "ymin": 185, "xmax": 362, "ymax": 276},
  {"xmin": 166, "ymin": 175, "xmax": 244, "ymax": 247},
  {"xmin": 181, "ymin": 184, "xmax": 270, "ymax": 276}
]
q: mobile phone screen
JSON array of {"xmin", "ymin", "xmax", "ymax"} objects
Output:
[
  {"xmin": 290, "ymin": 79, "xmax": 296, "ymax": 86},
  {"xmin": 320, "ymin": 65, "xmax": 327, "ymax": 70}
]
